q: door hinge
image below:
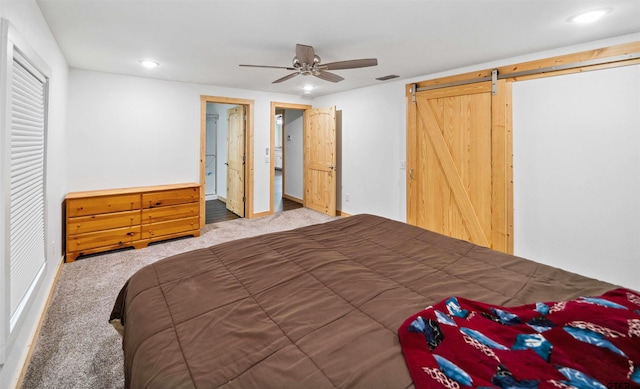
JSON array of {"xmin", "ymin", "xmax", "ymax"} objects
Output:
[
  {"xmin": 410, "ymin": 83, "xmax": 417, "ymax": 104},
  {"xmin": 242, "ymin": 155, "xmax": 246, "ymax": 164},
  {"xmin": 242, "ymin": 196, "xmax": 246, "ymax": 202},
  {"xmin": 491, "ymin": 69, "xmax": 498, "ymax": 95}
]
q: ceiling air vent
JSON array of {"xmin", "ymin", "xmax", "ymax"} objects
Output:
[{"xmin": 375, "ymin": 74, "xmax": 399, "ymax": 81}]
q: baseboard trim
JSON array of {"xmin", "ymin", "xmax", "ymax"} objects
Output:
[
  {"xmin": 252, "ymin": 210, "xmax": 271, "ymax": 218},
  {"xmin": 217, "ymin": 195, "xmax": 227, "ymax": 203},
  {"xmin": 283, "ymin": 194, "xmax": 303, "ymax": 204},
  {"xmin": 15, "ymin": 255, "xmax": 65, "ymax": 389},
  {"xmin": 254, "ymin": 206, "xmax": 351, "ymax": 219}
]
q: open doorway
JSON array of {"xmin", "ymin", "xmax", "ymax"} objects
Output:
[
  {"xmin": 204, "ymin": 108, "xmax": 218, "ymax": 201},
  {"xmin": 270, "ymin": 102, "xmax": 310, "ymax": 214},
  {"xmin": 200, "ymin": 96, "xmax": 255, "ymax": 226},
  {"xmin": 274, "ymin": 109, "xmax": 284, "ymax": 211},
  {"xmin": 204, "ymin": 102, "xmax": 242, "ymax": 224}
]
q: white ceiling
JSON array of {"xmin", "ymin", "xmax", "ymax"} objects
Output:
[{"xmin": 36, "ymin": 0, "xmax": 640, "ymax": 97}]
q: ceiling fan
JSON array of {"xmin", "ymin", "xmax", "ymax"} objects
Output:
[{"xmin": 239, "ymin": 44, "xmax": 378, "ymax": 84}]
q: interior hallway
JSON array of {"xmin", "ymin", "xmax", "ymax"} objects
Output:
[{"xmin": 206, "ymin": 170, "xmax": 302, "ymax": 224}]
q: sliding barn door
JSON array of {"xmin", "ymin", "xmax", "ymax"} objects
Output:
[
  {"xmin": 304, "ymin": 107, "xmax": 336, "ymax": 216},
  {"xmin": 226, "ymin": 106, "xmax": 245, "ymax": 217},
  {"xmin": 407, "ymin": 81, "xmax": 512, "ymax": 253}
]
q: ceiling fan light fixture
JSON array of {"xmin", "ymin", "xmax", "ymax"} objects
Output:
[
  {"xmin": 139, "ymin": 59, "xmax": 160, "ymax": 68},
  {"xmin": 569, "ymin": 8, "xmax": 611, "ymax": 24}
]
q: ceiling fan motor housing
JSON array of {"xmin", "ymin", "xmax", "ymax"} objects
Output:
[{"xmin": 293, "ymin": 55, "xmax": 323, "ymax": 76}]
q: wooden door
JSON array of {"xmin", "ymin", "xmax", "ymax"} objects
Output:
[
  {"xmin": 304, "ymin": 107, "xmax": 336, "ymax": 216},
  {"xmin": 407, "ymin": 81, "xmax": 512, "ymax": 253},
  {"xmin": 226, "ymin": 106, "xmax": 245, "ymax": 217}
]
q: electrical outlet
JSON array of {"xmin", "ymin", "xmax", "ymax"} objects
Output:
[
  {"xmin": 400, "ymin": 160, "xmax": 406, "ymax": 170},
  {"xmin": 345, "ymin": 193, "xmax": 350, "ymax": 202},
  {"xmin": 264, "ymin": 156, "xmax": 269, "ymax": 163}
]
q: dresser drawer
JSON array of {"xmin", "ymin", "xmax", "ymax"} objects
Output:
[
  {"xmin": 68, "ymin": 210, "xmax": 141, "ymax": 235},
  {"xmin": 65, "ymin": 183, "xmax": 200, "ymax": 262},
  {"xmin": 141, "ymin": 203, "xmax": 199, "ymax": 224},
  {"xmin": 141, "ymin": 217, "xmax": 199, "ymax": 239},
  {"xmin": 67, "ymin": 194, "xmax": 141, "ymax": 217},
  {"xmin": 67, "ymin": 226, "xmax": 141, "ymax": 252},
  {"xmin": 142, "ymin": 187, "xmax": 199, "ymax": 209}
]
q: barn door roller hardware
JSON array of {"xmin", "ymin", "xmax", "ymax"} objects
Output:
[
  {"xmin": 503, "ymin": 53, "xmax": 639, "ymax": 78},
  {"xmin": 491, "ymin": 69, "xmax": 498, "ymax": 95},
  {"xmin": 410, "ymin": 83, "xmax": 417, "ymax": 103},
  {"xmin": 413, "ymin": 73, "xmax": 494, "ymax": 96},
  {"xmin": 410, "ymin": 51, "xmax": 640, "ymax": 98}
]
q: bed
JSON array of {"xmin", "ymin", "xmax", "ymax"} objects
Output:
[{"xmin": 110, "ymin": 214, "xmax": 637, "ymax": 388}]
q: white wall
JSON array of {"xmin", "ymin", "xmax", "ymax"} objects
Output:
[
  {"xmin": 313, "ymin": 82, "xmax": 407, "ymax": 220},
  {"xmin": 66, "ymin": 70, "xmax": 310, "ymax": 213},
  {"xmin": 67, "ymin": 70, "xmax": 201, "ymax": 190},
  {"xmin": 283, "ymin": 109, "xmax": 303, "ymax": 200},
  {"xmin": 204, "ymin": 103, "xmax": 218, "ymax": 197},
  {"xmin": 513, "ymin": 64, "xmax": 640, "ymax": 291},
  {"xmin": 0, "ymin": 1, "xmax": 68, "ymax": 388}
]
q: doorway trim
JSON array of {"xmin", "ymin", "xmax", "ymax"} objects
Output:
[
  {"xmin": 200, "ymin": 95, "xmax": 255, "ymax": 226},
  {"xmin": 269, "ymin": 102, "xmax": 312, "ymax": 215}
]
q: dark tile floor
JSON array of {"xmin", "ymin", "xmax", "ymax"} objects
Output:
[{"xmin": 205, "ymin": 170, "xmax": 302, "ymax": 224}]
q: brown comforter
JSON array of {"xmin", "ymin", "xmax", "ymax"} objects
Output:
[{"xmin": 110, "ymin": 214, "xmax": 615, "ymax": 388}]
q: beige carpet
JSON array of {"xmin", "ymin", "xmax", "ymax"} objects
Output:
[{"xmin": 21, "ymin": 208, "xmax": 334, "ymax": 389}]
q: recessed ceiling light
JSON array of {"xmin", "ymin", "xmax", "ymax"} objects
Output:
[
  {"xmin": 303, "ymin": 85, "xmax": 314, "ymax": 94},
  {"xmin": 139, "ymin": 60, "xmax": 160, "ymax": 69},
  {"xmin": 569, "ymin": 8, "xmax": 611, "ymax": 24}
]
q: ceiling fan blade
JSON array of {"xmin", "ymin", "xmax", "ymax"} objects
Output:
[
  {"xmin": 295, "ymin": 44, "xmax": 316, "ymax": 64},
  {"xmin": 322, "ymin": 58, "xmax": 378, "ymax": 70},
  {"xmin": 239, "ymin": 64, "xmax": 296, "ymax": 70},
  {"xmin": 314, "ymin": 70, "xmax": 344, "ymax": 83},
  {"xmin": 272, "ymin": 72, "xmax": 299, "ymax": 84}
]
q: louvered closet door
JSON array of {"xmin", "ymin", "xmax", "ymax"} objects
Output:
[{"xmin": 9, "ymin": 50, "xmax": 46, "ymax": 322}]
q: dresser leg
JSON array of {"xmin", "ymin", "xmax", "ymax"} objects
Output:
[{"xmin": 133, "ymin": 241, "xmax": 150, "ymax": 250}]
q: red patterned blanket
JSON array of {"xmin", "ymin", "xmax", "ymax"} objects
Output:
[{"xmin": 398, "ymin": 288, "xmax": 640, "ymax": 389}]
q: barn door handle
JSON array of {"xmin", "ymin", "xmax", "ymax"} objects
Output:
[
  {"xmin": 409, "ymin": 168, "xmax": 414, "ymax": 180},
  {"xmin": 328, "ymin": 165, "xmax": 335, "ymax": 170}
]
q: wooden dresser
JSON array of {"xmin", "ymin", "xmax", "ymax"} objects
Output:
[{"xmin": 65, "ymin": 183, "xmax": 200, "ymax": 262}]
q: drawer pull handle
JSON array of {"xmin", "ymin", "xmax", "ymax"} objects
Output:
[{"xmin": 126, "ymin": 232, "xmax": 135, "ymax": 236}]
